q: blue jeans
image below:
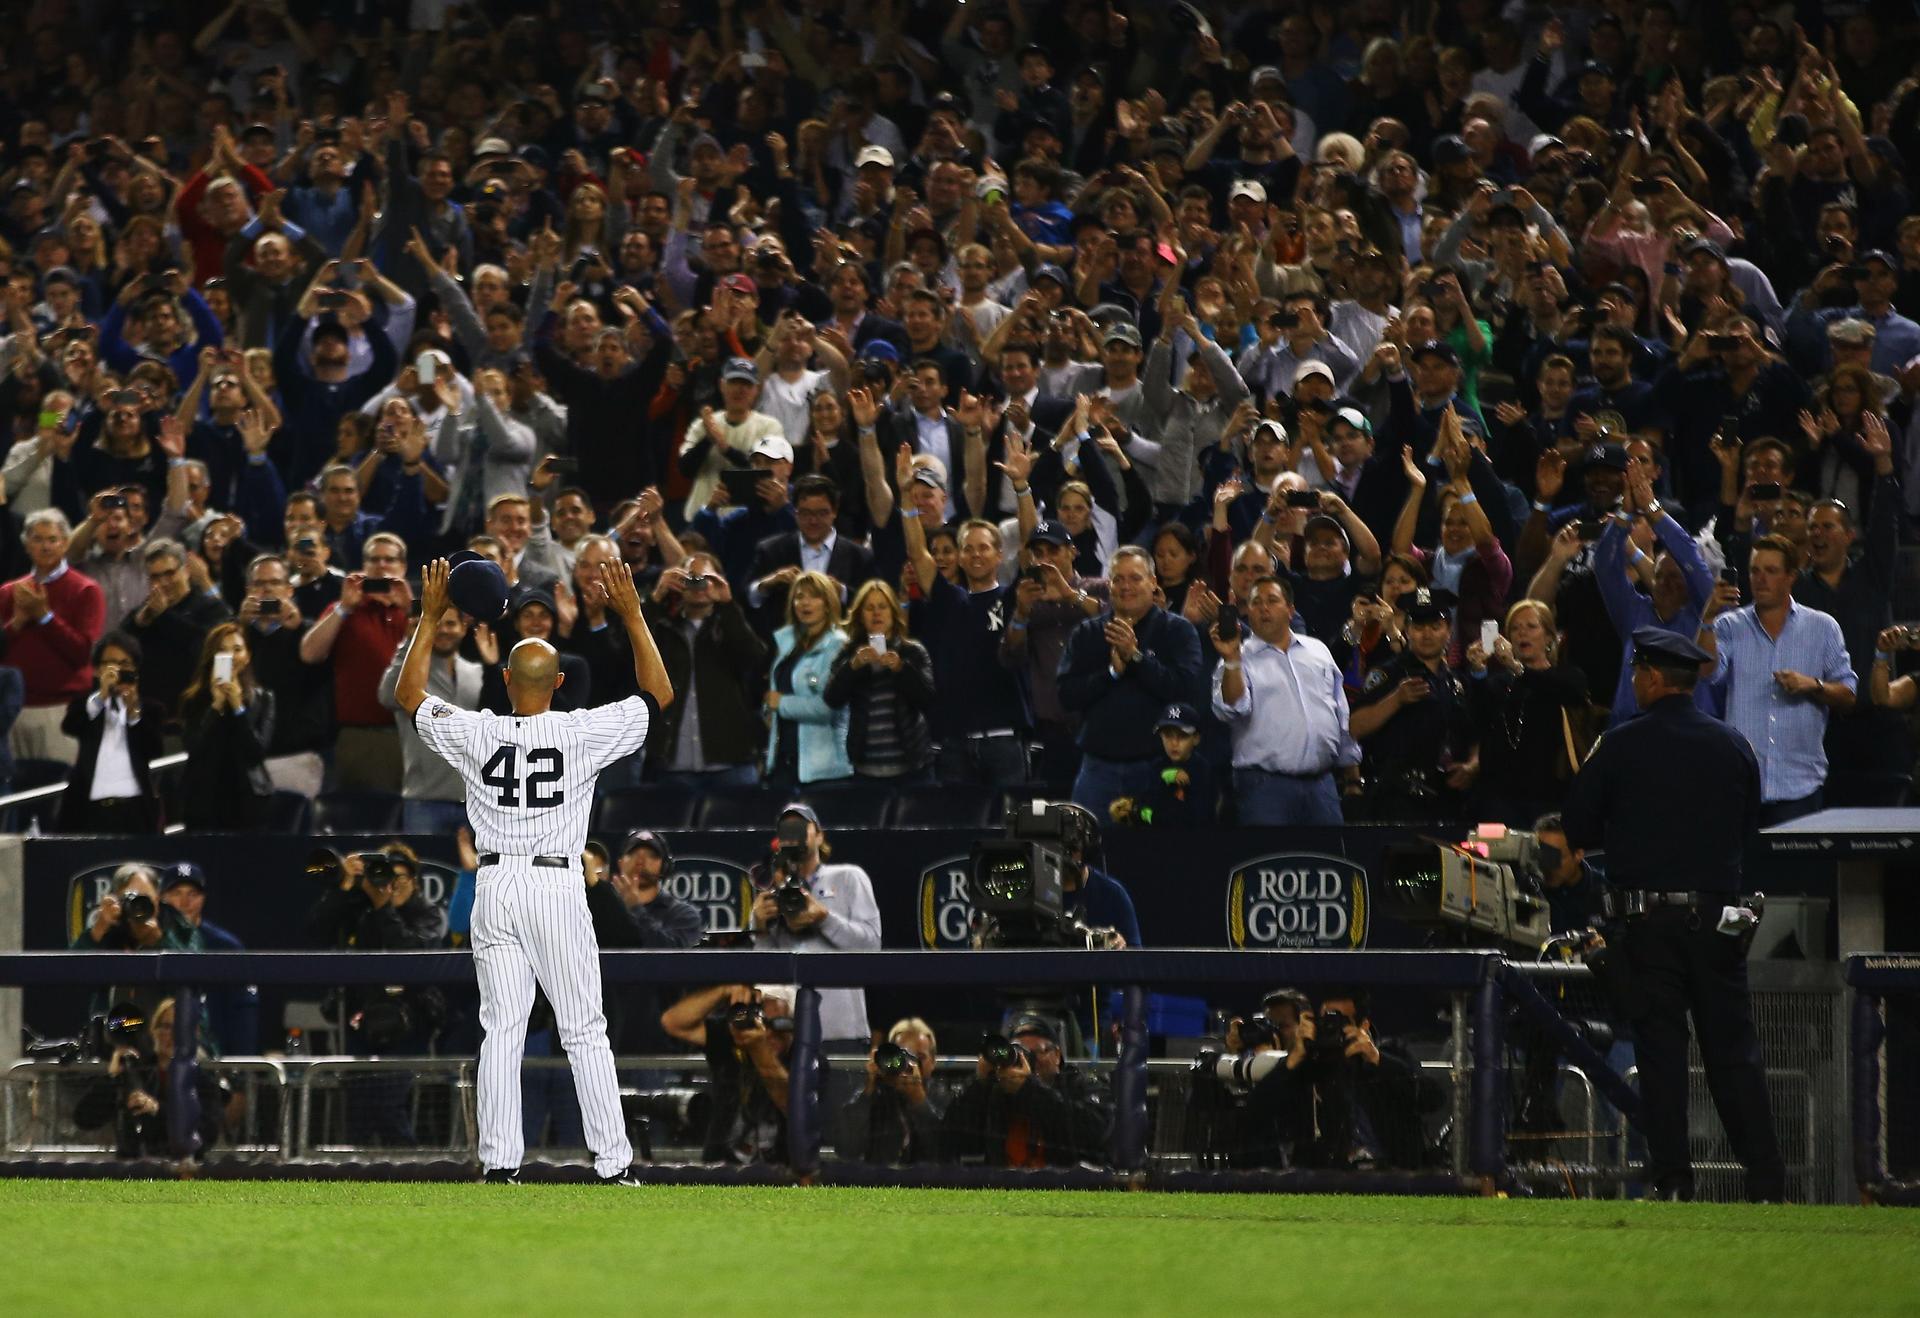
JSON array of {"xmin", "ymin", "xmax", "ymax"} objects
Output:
[
  {"xmin": 1070, "ymin": 754, "xmax": 1161, "ymax": 817},
  {"xmin": 402, "ymin": 798, "xmax": 468, "ymax": 835},
  {"xmin": 1232, "ymin": 767, "xmax": 1344, "ymax": 826}
]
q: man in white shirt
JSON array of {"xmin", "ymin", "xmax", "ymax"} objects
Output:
[
  {"xmin": 753, "ymin": 316, "xmax": 849, "ymax": 442},
  {"xmin": 1210, "ymin": 573, "xmax": 1360, "ymax": 825}
]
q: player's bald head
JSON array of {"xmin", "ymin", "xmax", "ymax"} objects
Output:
[{"xmin": 506, "ymin": 637, "xmax": 560, "ymax": 689}]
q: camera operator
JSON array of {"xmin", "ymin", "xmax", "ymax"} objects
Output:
[
  {"xmin": 748, "ymin": 805, "xmax": 881, "ymax": 1063},
  {"xmin": 1243, "ymin": 989, "xmax": 1439, "ymax": 1171},
  {"xmin": 1187, "ymin": 996, "xmax": 1297, "ymax": 1168},
  {"xmin": 72, "ymin": 997, "xmax": 231, "ymax": 1161},
  {"xmin": 941, "ymin": 1015, "xmax": 1108, "ymax": 1167},
  {"xmin": 71, "ymin": 863, "xmax": 213, "ymax": 1055},
  {"xmin": 833, "ymin": 1018, "xmax": 944, "ymax": 1166},
  {"xmin": 303, "ymin": 844, "xmax": 444, "ymax": 1145},
  {"xmin": 661, "ymin": 984, "xmax": 794, "ymax": 1165},
  {"xmin": 1055, "ymin": 800, "xmax": 1142, "ymax": 949}
]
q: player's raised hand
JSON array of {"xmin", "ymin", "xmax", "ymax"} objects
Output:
[
  {"xmin": 420, "ymin": 557, "xmax": 451, "ymax": 616},
  {"xmin": 599, "ymin": 558, "xmax": 643, "ymax": 619}
]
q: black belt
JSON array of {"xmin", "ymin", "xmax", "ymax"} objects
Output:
[
  {"xmin": 478, "ymin": 853, "xmax": 571, "ymax": 869},
  {"xmin": 1243, "ymin": 764, "xmax": 1332, "ymax": 781},
  {"xmin": 1602, "ymin": 889, "xmax": 1754, "ymax": 918}
]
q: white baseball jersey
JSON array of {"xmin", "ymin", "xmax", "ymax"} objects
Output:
[{"xmin": 412, "ymin": 693, "xmax": 656, "ymax": 854}]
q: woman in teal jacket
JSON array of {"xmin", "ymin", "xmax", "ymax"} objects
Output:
[{"xmin": 763, "ymin": 570, "xmax": 853, "ymax": 788}]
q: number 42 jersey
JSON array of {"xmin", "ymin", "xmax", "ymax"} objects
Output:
[{"xmin": 412, "ymin": 694, "xmax": 658, "ymax": 855}]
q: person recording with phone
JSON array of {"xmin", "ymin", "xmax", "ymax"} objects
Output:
[
  {"xmin": 59, "ymin": 632, "xmax": 164, "ymax": 832},
  {"xmin": 1212, "ymin": 575, "xmax": 1360, "ymax": 826},
  {"xmin": 178, "ymin": 622, "xmax": 276, "ymax": 830},
  {"xmin": 640, "ymin": 549, "xmax": 768, "ymax": 788},
  {"xmin": 299, "ymin": 529, "xmax": 414, "ymax": 791},
  {"xmin": 824, "ymin": 579, "xmax": 935, "ymax": 785}
]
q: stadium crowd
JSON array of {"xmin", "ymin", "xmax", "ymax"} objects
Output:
[{"xmin": 24, "ymin": 0, "xmax": 1920, "ymax": 1172}]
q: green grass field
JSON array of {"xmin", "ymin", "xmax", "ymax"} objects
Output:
[{"xmin": 2, "ymin": 1182, "xmax": 1916, "ymax": 1316}]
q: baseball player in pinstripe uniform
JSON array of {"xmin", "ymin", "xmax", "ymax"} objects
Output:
[{"xmin": 396, "ymin": 556, "xmax": 673, "ymax": 1184}]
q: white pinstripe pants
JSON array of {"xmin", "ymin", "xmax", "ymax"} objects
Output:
[{"xmin": 470, "ymin": 865, "xmax": 631, "ymax": 1176}]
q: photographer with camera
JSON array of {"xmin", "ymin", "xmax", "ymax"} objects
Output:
[
  {"xmin": 941, "ymin": 1015, "xmax": 1108, "ymax": 1167},
  {"xmin": 833, "ymin": 1018, "xmax": 944, "ymax": 1166},
  {"xmin": 302, "ymin": 843, "xmax": 444, "ymax": 1145},
  {"xmin": 72, "ymin": 997, "xmax": 231, "ymax": 1162},
  {"xmin": 1186, "ymin": 994, "xmax": 1297, "ymax": 1168},
  {"xmin": 1242, "ymin": 989, "xmax": 1438, "ymax": 1171},
  {"xmin": 748, "ymin": 804, "xmax": 882, "ymax": 1064},
  {"xmin": 660, "ymin": 984, "xmax": 795, "ymax": 1165},
  {"xmin": 58, "ymin": 634, "xmax": 164, "ymax": 833}
]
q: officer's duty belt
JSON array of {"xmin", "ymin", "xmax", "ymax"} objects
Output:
[{"xmin": 1602, "ymin": 889, "xmax": 1753, "ymax": 918}]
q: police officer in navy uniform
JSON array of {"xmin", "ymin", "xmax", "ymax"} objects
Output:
[
  {"xmin": 1347, "ymin": 588, "xmax": 1478, "ymax": 820},
  {"xmin": 1561, "ymin": 627, "xmax": 1786, "ymax": 1201}
]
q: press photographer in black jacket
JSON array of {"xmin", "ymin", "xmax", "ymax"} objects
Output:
[
  {"xmin": 834, "ymin": 1017, "xmax": 944, "ymax": 1165},
  {"xmin": 303, "ymin": 843, "xmax": 445, "ymax": 1145},
  {"xmin": 1243, "ymin": 989, "xmax": 1439, "ymax": 1170},
  {"xmin": 941, "ymin": 1015, "xmax": 1108, "ymax": 1167}
]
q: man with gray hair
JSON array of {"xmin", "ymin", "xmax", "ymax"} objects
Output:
[
  {"xmin": 121, "ymin": 538, "xmax": 232, "ymax": 714},
  {"xmin": 0, "ymin": 507, "xmax": 104, "ymax": 763}
]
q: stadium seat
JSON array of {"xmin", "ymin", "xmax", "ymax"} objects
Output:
[
  {"xmin": 265, "ymin": 790, "xmax": 313, "ymax": 833},
  {"xmin": 592, "ymin": 785, "xmax": 698, "ymax": 833},
  {"xmin": 888, "ymin": 784, "xmax": 997, "ymax": 830},
  {"xmin": 694, "ymin": 786, "xmax": 790, "ymax": 830},
  {"xmin": 311, "ymin": 790, "xmax": 404, "ymax": 835},
  {"xmin": 4, "ymin": 757, "xmax": 72, "ymax": 833},
  {"xmin": 797, "ymin": 786, "xmax": 891, "ymax": 829}
]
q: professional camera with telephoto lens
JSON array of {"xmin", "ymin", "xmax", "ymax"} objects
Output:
[
  {"xmin": 1380, "ymin": 824, "xmax": 1552, "ymax": 951},
  {"xmin": 118, "ymin": 889, "xmax": 155, "ymax": 923},
  {"xmin": 1312, "ymin": 1008, "xmax": 1350, "ymax": 1058},
  {"xmin": 303, "ymin": 847, "xmax": 404, "ymax": 888},
  {"xmin": 981, "ymin": 1033, "xmax": 1031, "ymax": 1071},
  {"xmin": 86, "ymin": 1002, "xmax": 148, "ymax": 1061},
  {"xmin": 874, "ymin": 1041, "xmax": 918, "ymax": 1078}
]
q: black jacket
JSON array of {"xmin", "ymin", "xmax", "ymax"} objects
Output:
[
  {"xmin": 748, "ymin": 531, "xmax": 875, "ymax": 631},
  {"xmin": 179, "ymin": 690, "xmax": 276, "ymax": 829},
  {"xmin": 940, "ymin": 1066, "xmax": 1109, "ymax": 1167},
  {"xmin": 119, "ymin": 591, "xmax": 234, "ymax": 720},
  {"xmin": 58, "ymin": 692, "xmax": 164, "ymax": 832},
  {"xmin": 247, "ymin": 620, "xmax": 335, "ymax": 753},
  {"xmin": 823, "ymin": 633, "xmax": 934, "ymax": 773},
  {"xmin": 834, "ymin": 1085, "xmax": 944, "ymax": 1165},
  {"xmin": 640, "ymin": 598, "xmax": 769, "ymax": 770}
]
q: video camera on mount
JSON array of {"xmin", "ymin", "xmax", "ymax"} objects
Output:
[
  {"xmin": 1379, "ymin": 824, "xmax": 1552, "ymax": 951},
  {"xmin": 967, "ymin": 800, "xmax": 1124, "ymax": 950}
]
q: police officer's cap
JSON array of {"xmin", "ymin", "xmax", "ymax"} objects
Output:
[
  {"xmin": 1402, "ymin": 587, "xmax": 1456, "ymax": 622},
  {"xmin": 1630, "ymin": 626, "xmax": 1710, "ymax": 672}
]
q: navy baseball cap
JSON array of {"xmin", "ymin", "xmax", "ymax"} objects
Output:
[
  {"xmin": 1856, "ymin": 249, "xmax": 1899, "ymax": 274},
  {"xmin": 1028, "ymin": 519, "xmax": 1071, "ymax": 547},
  {"xmin": 1411, "ymin": 339, "xmax": 1458, "ymax": 365},
  {"xmin": 1154, "ymin": 702, "xmax": 1200, "ymax": 733},
  {"xmin": 1631, "ymin": 626, "xmax": 1711, "ymax": 671},
  {"xmin": 620, "ymin": 828, "xmax": 673, "ymax": 866},
  {"xmin": 449, "ymin": 557, "xmax": 510, "ymax": 623},
  {"xmin": 160, "ymin": 861, "xmax": 207, "ymax": 893},
  {"xmin": 1582, "ymin": 442, "xmax": 1631, "ymax": 472},
  {"xmin": 721, "ymin": 356, "xmax": 759, "ymax": 383},
  {"xmin": 1030, "ymin": 263, "xmax": 1069, "ymax": 289},
  {"xmin": 779, "ymin": 803, "xmax": 821, "ymax": 827},
  {"xmin": 1008, "ymin": 1013, "xmax": 1059, "ymax": 1042},
  {"xmin": 858, "ymin": 339, "xmax": 902, "ymax": 364}
]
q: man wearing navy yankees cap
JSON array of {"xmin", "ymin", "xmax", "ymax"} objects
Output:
[{"xmin": 396, "ymin": 554, "xmax": 672, "ymax": 1185}]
